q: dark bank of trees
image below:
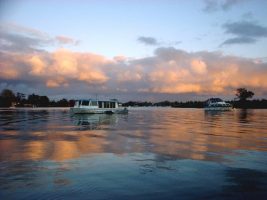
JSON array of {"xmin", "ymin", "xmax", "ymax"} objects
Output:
[
  {"xmin": 0, "ymin": 89, "xmax": 74, "ymax": 108},
  {"xmin": 122, "ymin": 101, "xmax": 205, "ymax": 108},
  {"xmin": 1, "ymin": 88, "xmax": 267, "ymax": 108},
  {"xmin": 122, "ymin": 100, "xmax": 205, "ymax": 108},
  {"xmin": 123, "ymin": 88, "xmax": 267, "ymax": 109}
]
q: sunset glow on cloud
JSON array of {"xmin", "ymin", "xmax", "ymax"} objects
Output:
[{"xmin": 1, "ymin": 43, "xmax": 267, "ymax": 99}]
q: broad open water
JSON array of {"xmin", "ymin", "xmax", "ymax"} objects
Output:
[{"xmin": 0, "ymin": 107, "xmax": 267, "ymax": 199}]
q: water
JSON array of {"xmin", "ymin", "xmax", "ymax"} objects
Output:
[{"xmin": 0, "ymin": 107, "xmax": 267, "ymax": 199}]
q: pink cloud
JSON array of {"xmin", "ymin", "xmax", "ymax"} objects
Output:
[
  {"xmin": 1, "ymin": 47, "xmax": 267, "ymax": 98},
  {"xmin": 29, "ymin": 55, "xmax": 46, "ymax": 76}
]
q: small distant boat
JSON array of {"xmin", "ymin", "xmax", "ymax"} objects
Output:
[
  {"xmin": 204, "ymin": 98, "xmax": 232, "ymax": 111},
  {"xmin": 70, "ymin": 99, "xmax": 128, "ymax": 114}
]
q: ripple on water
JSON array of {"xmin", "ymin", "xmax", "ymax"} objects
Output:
[{"xmin": 0, "ymin": 108, "xmax": 267, "ymax": 199}]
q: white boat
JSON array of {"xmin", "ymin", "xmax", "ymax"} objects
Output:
[
  {"xmin": 204, "ymin": 98, "xmax": 232, "ymax": 111},
  {"xmin": 70, "ymin": 99, "xmax": 128, "ymax": 114}
]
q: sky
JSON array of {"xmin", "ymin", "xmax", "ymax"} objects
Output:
[{"xmin": 0, "ymin": 0, "xmax": 267, "ymax": 102}]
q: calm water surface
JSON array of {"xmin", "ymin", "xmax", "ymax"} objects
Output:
[{"xmin": 0, "ymin": 107, "xmax": 267, "ymax": 199}]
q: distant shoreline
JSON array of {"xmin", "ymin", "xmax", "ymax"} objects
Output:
[
  {"xmin": 122, "ymin": 100, "xmax": 267, "ymax": 109},
  {"xmin": 2, "ymin": 99, "xmax": 266, "ymax": 109},
  {"xmin": 1, "ymin": 88, "xmax": 267, "ymax": 109}
]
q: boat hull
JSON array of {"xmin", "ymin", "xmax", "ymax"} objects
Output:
[
  {"xmin": 204, "ymin": 107, "xmax": 232, "ymax": 111},
  {"xmin": 70, "ymin": 107, "xmax": 128, "ymax": 114}
]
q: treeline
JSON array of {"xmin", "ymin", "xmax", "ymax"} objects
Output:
[
  {"xmin": 122, "ymin": 100, "xmax": 267, "ymax": 109},
  {"xmin": 0, "ymin": 89, "xmax": 74, "ymax": 107},
  {"xmin": 1, "ymin": 88, "xmax": 267, "ymax": 108},
  {"xmin": 122, "ymin": 101, "xmax": 204, "ymax": 108},
  {"xmin": 122, "ymin": 88, "xmax": 267, "ymax": 109},
  {"xmin": 231, "ymin": 99, "xmax": 267, "ymax": 109}
]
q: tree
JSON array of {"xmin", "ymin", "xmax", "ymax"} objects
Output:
[
  {"xmin": 0, "ymin": 89, "xmax": 16, "ymax": 107},
  {"xmin": 56, "ymin": 98, "xmax": 69, "ymax": 107},
  {"xmin": 68, "ymin": 99, "xmax": 75, "ymax": 107},
  {"xmin": 39, "ymin": 96, "xmax": 50, "ymax": 107},
  {"xmin": 28, "ymin": 93, "xmax": 40, "ymax": 106},
  {"xmin": 236, "ymin": 88, "xmax": 254, "ymax": 101},
  {"xmin": 1, "ymin": 89, "xmax": 16, "ymax": 100}
]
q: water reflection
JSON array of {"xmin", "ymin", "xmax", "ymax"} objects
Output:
[
  {"xmin": 0, "ymin": 108, "xmax": 266, "ymax": 163},
  {"xmin": 1, "ymin": 108, "xmax": 267, "ymax": 199},
  {"xmin": 72, "ymin": 114, "xmax": 118, "ymax": 130},
  {"xmin": 238, "ymin": 109, "xmax": 254, "ymax": 124}
]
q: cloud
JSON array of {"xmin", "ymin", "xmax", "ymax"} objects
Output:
[
  {"xmin": 46, "ymin": 78, "xmax": 68, "ymax": 88},
  {"xmin": 221, "ymin": 21, "xmax": 267, "ymax": 45},
  {"xmin": 221, "ymin": 0, "xmax": 244, "ymax": 10},
  {"xmin": 223, "ymin": 21, "xmax": 267, "ymax": 37},
  {"xmin": 221, "ymin": 37, "xmax": 256, "ymax": 46},
  {"xmin": 190, "ymin": 59, "xmax": 207, "ymax": 75},
  {"xmin": 0, "ymin": 30, "xmax": 52, "ymax": 53},
  {"xmin": 29, "ymin": 55, "xmax": 46, "ymax": 75},
  {"xmin": 0, "ymin": 68, "xmax": 19, "ymax": 79},
  {"xmin": 137, "ymin": 36, "xmax": 181, "ymax": 47},
  {"xmin": 31, "ymin": 49, "xmax": 110, "ymax": 85},
  {"xmin": 1, "ymin": 32, "xmax": 267, "ymax": 99},
  {"xmin": 55, "ymin": 35, "xmax": 79, "ymax": 45},
  {"xmin": 137, "ymin": 36, "xmax": 159, "ymax": 46},
  {"xmin": 203, "ymin": 0, "xmax": 220, "ymax": 12},
  {"xmin": 0, "ymin": 51, "xmax": 29, "ymax": 80},
  {"xmin": 46, "ymin": 79, "xmax": 61, "ymax": 88},
  {"xmin": 109, "ymin": 47, "xmax": 267, "ymax": 96},
  {"xmin": 241, "ymin": 12, "xmax": 253, "ymax": 19},
  {"xmin": 0, "ymin": 23, "xmax": 79, "ymax": 53},
  {"xmin": 203, "ymin": 0, "xmax": 244, "ymax": 12},
  {"xmin": 4, "ymin": 22, "xmax": 50, "ymax": 38}
]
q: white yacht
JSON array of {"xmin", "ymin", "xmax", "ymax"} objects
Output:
[
  {"xmin": 70, "ymin": 99, "xmax": 128, "ymax": 114},
  {"xmin": 204, "ymin": 98, "xmax": 232, "ymax": 111}
]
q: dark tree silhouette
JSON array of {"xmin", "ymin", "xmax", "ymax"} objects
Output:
[
  {"xmin": 27, "ymin": 94, "xmax": 50, "ymax": 107},
  {"xmin": 57, "ymin": 98, "xmax": 69, "ymax": 107},
  {"xmin": 28, "ymin": 93, "xmax": 40, "ymax": 106},
  {"xmin": 68, "ymin": 99, "xmax": 76, "ymax": 107},
  {"xmin": 1, "ymin": 89, "xmax": 16, "ymax": 100},
  {"xmin": 39, "ymin": 96, "xmax": 50, "ymax": 107},
  {"xmin": 236, "ymin": 88, "xmax": 254, "ymax": 101},
  {"xmin": 0, "ymin": 89, "xmax": 16, "ymax": 107}
]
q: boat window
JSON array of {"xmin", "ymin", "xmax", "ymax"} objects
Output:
[
  {"xmin": 104, "ymin": 102, "xmax": 109, "ymax": 108},
  {"xmin": 110, "ymin": 102, "xmax": 115, "ymax": 108},
  {"xmin": 91, "ymin": 101, "xmax": 98, "ymax": 106},
  {"xmin": 98, "ymin": 101, "xmax": 103, "ymax": 108},
  {"xmin": 82, "ymin": 100, "xmax": 89, "ymax": 106}
]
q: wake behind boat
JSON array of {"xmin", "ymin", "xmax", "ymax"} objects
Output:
[
  {"xmin": 204, "ymin": 98, "xmax": 232, "ymax": 111},
  {"xmin": 70, "ymin": 99, "xmax": 128, "ymax": 114}
]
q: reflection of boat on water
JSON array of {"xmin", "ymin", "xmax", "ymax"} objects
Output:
[
  {"xmin": 70, "ymin": 99, "xmax": 128, "ymax": 114},
  {"xmin": 204, "ymin": 98, "xmax": 232, "ymax": 111},
  {"xmin": 72, "ymin": 114, "xmax": 118, "ymax": 129}
]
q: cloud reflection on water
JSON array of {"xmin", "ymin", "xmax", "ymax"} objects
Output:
[{"xmin": 0, "ymin": 108, "xmax": 266, "ymax": 163}]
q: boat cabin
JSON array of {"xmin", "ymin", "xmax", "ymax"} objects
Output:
[
  {"xmin": 74, "ymin": 99, "xmax": 119, "ymax": 109},
  {"xmin": 205, "ymin": 98, "xmax": 231, "ymax": 107},
  {"xmin": 206, "ymin": 98, "xmax": 223, "ymax": 104}
]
